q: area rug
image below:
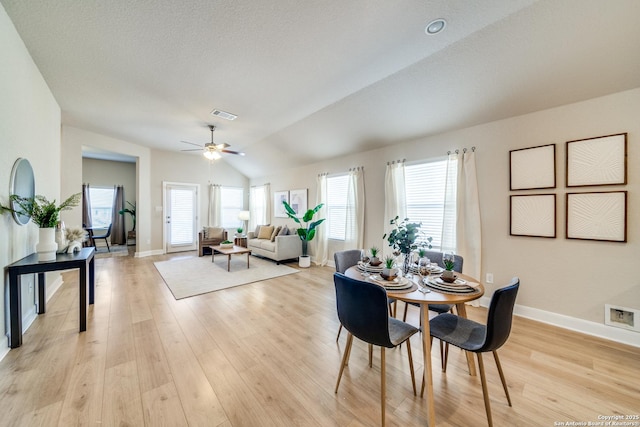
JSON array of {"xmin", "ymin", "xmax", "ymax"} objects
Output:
[
  {"xmin": 94, "ymin": 244, "xmax": 131, "ymax": 258},
  {"xmin": 154, "ymin": 255, "xmax": 299, "ymax": 299}
]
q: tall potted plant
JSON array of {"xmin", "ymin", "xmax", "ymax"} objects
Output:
[
  {"xmin": 283, "ymin": 201, "xmax": 325, "ymax": 268},
  {"xmin": 383, "ymin": 216, "xmax": 432, "ymax": 275},
  {"xmin": 5, "ymin": 193, "xmax": 81, "ymax": 261},
  {"xmin": 118, "ymin": 201, "xmax": 136, "ymax": 240}
]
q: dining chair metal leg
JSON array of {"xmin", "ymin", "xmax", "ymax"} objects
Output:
[
  {"xmin": 441, "ymin": 341, "xmax": 450, "ymax": 372},
  {"xmin": 344, "ymin": 333, "xmax": 354, "ymax": 367},
  {"xmin": 402, "ymin": 302, "xmax": 409, "ymax": 321},
  {"xmin": 336, "ymin": 324, "xmax": 343, "ymax": 342},
  {"xmin": 335, "ymin": 333, "xmax": 354, "ymax": 393},
  {"xmin": 477, "ymin": 352, "xmax": 494, "ymax": 427},
  {"xmin": 406, "ymin": 337, "xmax": 417, "ymax": 396},
  {"xmin": 380, "ymin": 346, "xmax": 386, "ymax": 427},
  {"xmin": 493, "ymin": 351, "xmax": 512, "ymax": 406},
  {"xmin": 368, "ymin": 343, "xmax": 374, "ymax": 367}
]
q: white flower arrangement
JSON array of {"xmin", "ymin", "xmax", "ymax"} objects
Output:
[{"xmin": 65, "ymin": 226, "xmax": 87, "ymax": 243}]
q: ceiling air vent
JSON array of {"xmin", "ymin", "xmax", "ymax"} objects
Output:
[{"xmin": 210, "ymin": 109, "xmax": 237, "ymax": 121}]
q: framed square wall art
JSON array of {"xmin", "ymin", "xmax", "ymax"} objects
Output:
[
  {"xmin": 288, "ymin": 189, "xmax": 307, "ymax": 215},
  {"xmin": 510, "ymin": 194, "xmax": 556, "ymax": 238},
  {"xmin": 274, "ymin": 191, "xmax": 289, "ymax": 218},
  {"xmin": 510, "ymin": 144, "xmax": 556, "ymax": 190},
  {"xmin": 566, "ymin": 191, "xmax": 627, "ymax": 242},
  {"xmin": 566, "ymin": 133, "xmax": 627, "ymax": 187}
]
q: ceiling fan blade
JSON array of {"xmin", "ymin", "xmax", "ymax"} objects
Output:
[
  {"xmin": 215, "ymin": 143, "xmax": 230, "ymax": 149},
  {"xmin": 180, "ymin": 140, "xmax": 203, "ymax": 147},
  {"xmin": 181, "ymin": 148, "xmax": 203, "ymax": 152},
  {"xmin": 221, "ymin": 149, "xmax": 245, "ymax": 156}
]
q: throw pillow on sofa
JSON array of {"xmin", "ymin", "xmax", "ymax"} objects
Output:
[
  {"xmin": 270, "ymin": 226, "xmax": 282, "ymax": 242},
  {"xmin": 258, "ymin": 225, "xmax": 274, "ymax": 239},
  {"xmin": 254, "ymin": 224, "xmax": 270, "ymax": 236},
  {"xmin": 278, "ymin": 225, "xmax": 289, "ymax": 236}
]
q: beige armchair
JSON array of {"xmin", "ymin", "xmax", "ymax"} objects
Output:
[{"xmin": 198, "ymin": 227, "xmax": 228, "ymax": 256}]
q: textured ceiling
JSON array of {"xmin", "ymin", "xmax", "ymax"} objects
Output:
[{"xmin": 3, "ymin": 0, "xmax": 640, "ymax": 178}]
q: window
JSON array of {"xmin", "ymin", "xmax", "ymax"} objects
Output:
[
  {"xmin": 220, "ymin": 187, "xmax": 244, "ymax": 228},
  {"xmin": 404, "ymin": 159, "xmax": 456, "ymax": 250},
  {"xmin": 88, "ymin": 187, "xmax": 115, "ymax": 228},
  {"xmin": 327, "ymin": 174, "xmax": 349, "ymax": 240}
]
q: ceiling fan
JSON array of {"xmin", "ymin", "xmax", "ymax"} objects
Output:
[{"xmin": 181, "ymin": 125, "xmax": 245, "ymax": 160}]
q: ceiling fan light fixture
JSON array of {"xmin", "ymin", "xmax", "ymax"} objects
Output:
[
  {"xmin": 425, "ymin": 18, "xmax": 446, "ymax": 35},
  {"xmin": 203, "ymin": 150, "xmax": 220, "ymax": 160}
]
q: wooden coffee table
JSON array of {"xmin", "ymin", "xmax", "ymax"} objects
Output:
[{"xmin": 209, "ymin": 245, "xmax": 252, "ymax": 271}]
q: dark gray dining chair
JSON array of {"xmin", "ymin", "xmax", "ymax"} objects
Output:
[
  {"xmin": 333, "ymin": 250, "xmax": 397, "ymax": 342},
  {"xmin": 333, "ymin": 273, "xmax": 418, "ymax": 427},
  {"xmin": 426, "ymin": 277, "xmax": 520, "ymax": 427},
  {"xmin": 402, "ymin": 250, "xmax": 464, "ymax": 321},
  {"xmin": 92, "ymin": 224, "xmax": 112, "ymax": 252}
]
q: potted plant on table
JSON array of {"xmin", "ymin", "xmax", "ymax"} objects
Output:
[
  {"xmin": 441, "ymin": 251, "xmax": 458, "ymax": 282},
  {"xmin": 283, "ymin": 201, "xmax": 325, "ymax": 268},
  {"xmin": 4, "ymin": 193, "xmax": 81, "ymax": 261},
  {"xmin": 381, "ymin": 255, "xmax": 398, "ymax": 280},
  {"xmin": 369, "ymin": 246, "xmax": 381, "ymax": 266},
  {"xmin": 383, "ymin": 216, "xmax": 432, "ymax": 276}
]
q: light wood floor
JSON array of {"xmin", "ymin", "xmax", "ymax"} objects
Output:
[{"xmin": 1, "ymin": 252, "xmax": 638, "ymax": 426}]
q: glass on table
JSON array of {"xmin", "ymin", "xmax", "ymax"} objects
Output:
[
  {"xmin": 360, "ymin": 249, "xmax": 370, "ymax": 277},
  {"xmin": 417, "ymin": 257, "xmax": 431, "ymax": 293}
]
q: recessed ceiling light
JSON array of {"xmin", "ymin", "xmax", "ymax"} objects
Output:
[{"xmin": 425, "ymin": 19, "xmax": 446, "ymax": 35}]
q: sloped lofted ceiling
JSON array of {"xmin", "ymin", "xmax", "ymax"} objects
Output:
[{"xmin": 3, "ymin": 0, "xmax": 640, "ymax": 178}]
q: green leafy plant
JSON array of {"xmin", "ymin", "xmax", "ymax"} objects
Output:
[
  {"xmin": 221, "ymin": 240, "xmax": 233, "ymax": 244},
  {"xmin": 443, "ymin": 258, "xmax": 455, "ymax": 271},
  {"xmin": 118, "ymin": 201, "xmax": 136, "ymax": 231},
  {"xmin": 384, "ymin": 255, "xmax": 396, "ymax": 269},
  {"xmin": 418, "ymin": 248, "xmax": 428, "ymax": 258},
  {"xmin": 283, "ymin": 201, "xmax": 325, "ymax": 257},
  {"xmin": 3, "ymin": 193, "xmax": 81, "ymax": 228},
  {"xmin": 370, "ymin": 246, "xmax": 380, "ymax": 258},
  {"xmin": 383, "ymin": 216, "xmax": 431, "ymax": 255}
]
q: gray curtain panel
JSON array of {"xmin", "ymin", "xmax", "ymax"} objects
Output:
[
  {"xmin": 82, "ymin": 183, "xmax": 92, "ymax": 228},
  {"xmin": 111, "ymin": 185, "xmax": 126, "ymax": 245}
]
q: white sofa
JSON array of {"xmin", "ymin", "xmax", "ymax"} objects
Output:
[{"xmin": 247, "ymin": 231, "xmax": 301, "ymax": 264}]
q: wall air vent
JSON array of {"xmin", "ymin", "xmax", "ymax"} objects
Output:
[{"xmin": 210, "ymin": 109, "xmax": 237, "ymax": 121}]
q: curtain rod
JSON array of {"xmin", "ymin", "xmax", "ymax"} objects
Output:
[
  {"xmin": 386, "ymin": 159, "xmax": 406, "ymax": 165},
  {"xmin": 447, "ymin": 146, "xmax": 476, "ymax": 155}
]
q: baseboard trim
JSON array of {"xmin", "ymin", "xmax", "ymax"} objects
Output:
[
  {"xmin": 478, "ymin": 296, "xmax": 640, "ymax": 348},
  {"xmin": 134, "ymin": 249, "xmax": 164, "ymax": 258}
]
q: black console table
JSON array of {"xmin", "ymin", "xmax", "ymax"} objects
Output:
[{"xmin": 6, "ymin": 247, "xmax": 95, "ymax": 348}]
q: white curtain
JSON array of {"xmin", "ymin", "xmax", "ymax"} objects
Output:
[
  {"xmin": 249, "ymin": 183, "xmax": 270, "ymax": 231},
  {"xmin": 345, "ymin": 167, "xmax": 365, "ymax": 249},
  {"xmin": 315, "ymin": 173, "xmax": 329, "ymax": 266},
  {"xmin": 441, "ymin": 152, "xmax": 459, "ymax": 252},
  {"xmin": 456, "ymin": 149, "xmax": 482, "ymax": 281},
  {"xmin": 208, "ymin": 184, "xmax": 222, "ymax": 226},
  {"xmin": 383, "ymin": 160, "xmax": 406, "ymax": 256}
]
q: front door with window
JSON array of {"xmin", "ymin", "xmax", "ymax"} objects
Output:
[{"xmin": 164, "ymin": 183, "xmax": 198, "ymax": 253}]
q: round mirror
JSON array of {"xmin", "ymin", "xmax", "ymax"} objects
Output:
[{"xmin": 9, "ymin": 158, "xmax": 35, "ymax": 225}]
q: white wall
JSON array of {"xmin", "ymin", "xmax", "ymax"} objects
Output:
[
  {"xmin": 252, "ymin": 88, "xmax": 640, "ymax": 345},
  {"xmin": 0, "ymin": 4, "xmax": 62, "ymax": 352}
]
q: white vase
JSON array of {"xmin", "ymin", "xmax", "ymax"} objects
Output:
[{"xmin": 36, "ymin": 227, "xmax": 58, "ymax": 261}]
